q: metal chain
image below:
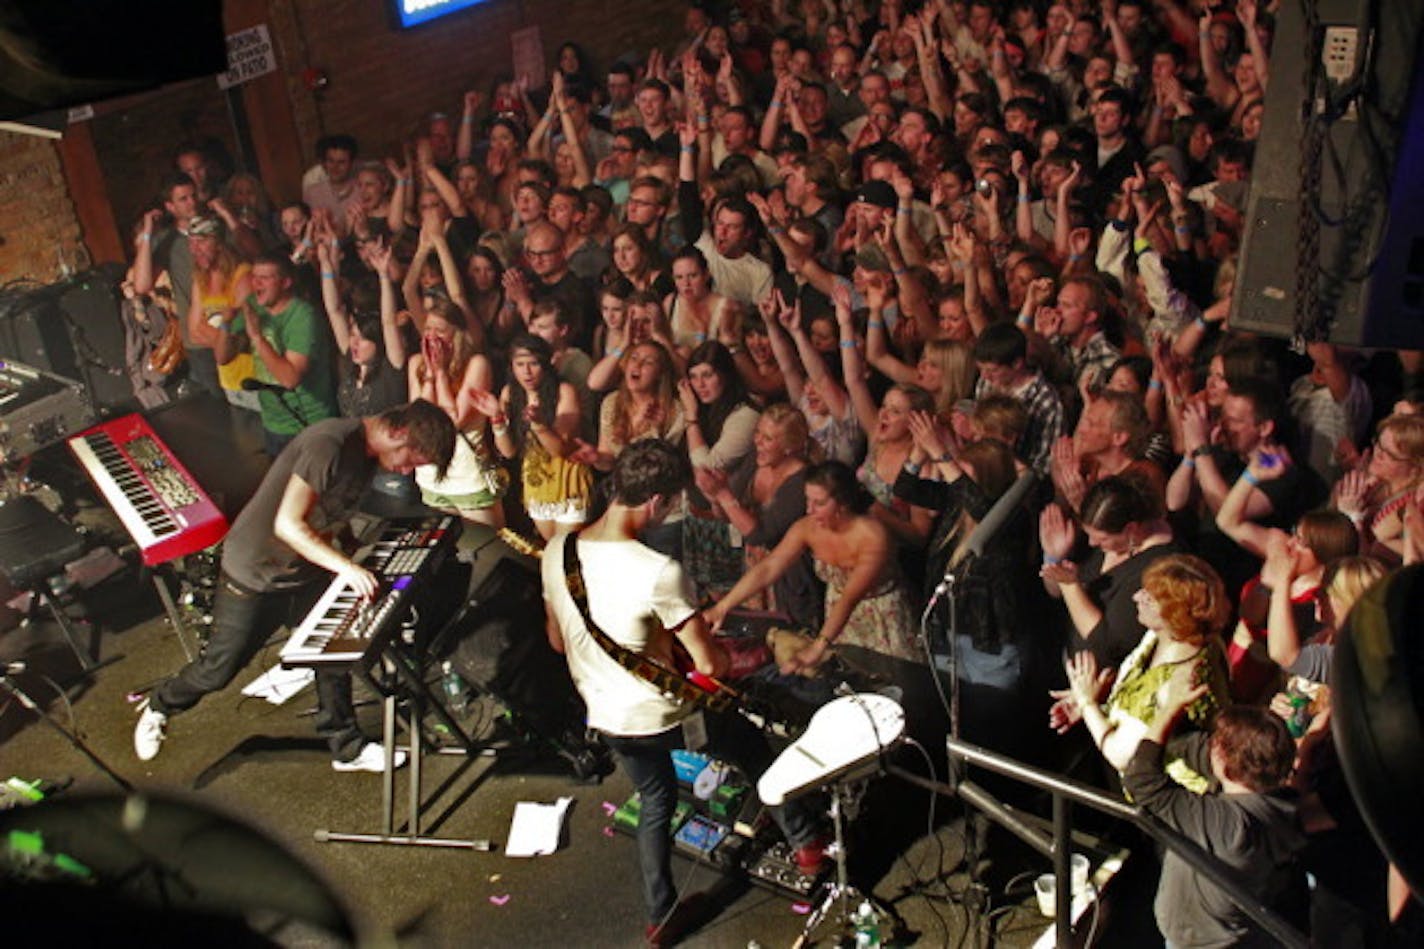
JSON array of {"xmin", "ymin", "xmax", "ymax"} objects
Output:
[{"xmin": 1294, "ymin": 0, "xmax": 1326, "ymax": 348}]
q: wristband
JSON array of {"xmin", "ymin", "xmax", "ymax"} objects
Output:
[
  {"xmin": 1016, "ymin": 313, "xmax": 1032, "ymax": 328},
  {"xmin": 1182, "ymin": 456, "xmax": 1196, "ymax": 469},
  {"xmin": 1242, "ymin": 470, "xmax": 1260, "ymax": 487},
  {"xmin": 608, "ymin": 347, "xmax": 624, "ymax": 359},
  {"xmin": 1148, "ymin": 378, "xmax": 1164, "ymax": 391},
  {"xmin": 896, "ymin": 206, "xmax": 912, "ymax": 216},
  {"xmin": 685, "ymin": 417, "xmax": 700, "ymax": 426},
  {"xmin": 462, "ymin": 115, "xmax": 475, "ymax": 124},
  {"xmin": 401, "ymin": 178, "xmax": 413, "ymax": 186},
  {"xmin": 891, "ymin": 266, "xmax": 906, "ymax": 276},
  {"xmin": 1175, "ymin": 225, "xmax": 1191, "ymax": 235},
  {"xmin": 1068, "ymin": 254, "xmax": 1083, "ymax": 262},
  {"xmin": 321, "ymin": 271, "xmax": 336, "ymax": 280},
  {"xmin": 903, "ymin": 459, "xmax": 922, "ymax": 475},
  {"xmin": 680, "ymin": 145, "xmax": 695, "ymax": 154},
  {"xmin": 300, "ymin": 238, "xmax": 313, "ymax": 248},
  {"xmin": 839, "ymin": 338, "xmax": 858, "ymax": 349},
  {"xmin": 867, "ymin": 319, "xmax": 885, "ymax": 329},
  {"xmin": 1110, "ymin": 218, "xmax": 1129, "ymax": 232},
  {"xmin": 1195, "ymin": 315, "xmax": 1209, "ymax": 330},
  {"xmin": 1044, "ymin": 555, "xmax": 1062, "ymax": 565},
  {"xmin": 1017, "ymin": 193, "xmax": 1030, "ymax": 203},
  {"xmin": 770, "ymin": 101, "xmax": 783, "ymax": 110},
  {"xmin": 768, "ymin": 225, "xmax": 786, "ymax": 235},
  {"xmin": 936, "ymin": 453, "xmax": 953, "ymax": 464},
  {"xmin": 1132, "ymin": 236, "xmax": 1152, "ymax": 256},
  {"xmin": 138, "ymin": 233, "xmax": 151, "ymax": 243}
]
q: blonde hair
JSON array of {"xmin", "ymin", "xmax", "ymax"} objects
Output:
[
  {"xmin": 760, "ymin": 402, "xmax": 817, "ymax": 463},
  {"xmin": 1377, "ymin": 413, "xmax": 1424, "ymax": 470},
  {"xmin": 922, "ymin": 339, "xmax": 976, "ymax": 416},
  {"xmin": 1324, "ymin": 555, "xmax": 1388, "ymax": 626}
]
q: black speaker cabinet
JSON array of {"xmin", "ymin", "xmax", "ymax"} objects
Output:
[
  {"xmin": 1233, "ymin": 0, "xmax": 1424, "ymax": 349},
  {"xmin": 0, "ymin": 266, "xmax": 132, "ymax": 414}
]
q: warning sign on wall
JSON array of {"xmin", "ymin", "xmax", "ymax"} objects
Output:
[{"xmin": 217, "ymin": 25, "xmax": 277, "ymax": 90}]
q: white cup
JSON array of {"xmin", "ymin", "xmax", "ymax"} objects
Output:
[
  {"xmin": 1072, "ymin": 853, "xmax": 1090, "ymax": 895},
  {"xmin": 1034, "ymin": 873, "xmax": 1056, "ymax": 917}
]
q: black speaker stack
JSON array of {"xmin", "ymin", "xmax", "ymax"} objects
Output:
[
  {"xmin": 1233, "ymin": 0, "xmax": 1424, "ymax": 349},
  {"xmin": 0, "ymin": 265, "xmax": 133, "ymax": 416}
]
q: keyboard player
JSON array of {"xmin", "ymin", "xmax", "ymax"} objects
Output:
[{"xmin": 133, "ymin": 401, "xmax": 455, "ymax": 771}]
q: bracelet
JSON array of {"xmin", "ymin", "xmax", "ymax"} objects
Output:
[
  {"xmin": 462, "ymin": 115, "xmax": 475, "ymax": 124},
  {"xmin": 936, "ymin": 453, "xmax": 953, "ymax": 464},
  {"xmin": 608, "ymin": 347, "xmax": 624, "ymax": 359},
  {"xmin": 1243, "ymin": 470, "xmax": 1260, "ymax": 487},
  {"xmin": 685, "ymin": 417, "xmax": 700, "ymax": 427},
  {"xmin": 300, "ymin": 238, "xmax": 313, "ymax": 248},
  {"xmin": 867, "ymin": 319, "xmax": 885, "ymax": 329},
  {"xmin": 839, "ymin": 338, "xmax": 858, "ymax": 349},
  {"xmin": 1016, "ymin": 313, "xmax": 1032, "ymax": 327},
  {"xmin": 680, "ymin": 145, "xmax": 695, "ymax": 154},
  {"xmin": 1182, "ymin": 456, "xmax": 1196, "ymax": 469},
  {"xmin": 1069, "ymin": 254, "xmax": 1083, "ymax": 262},
  {"xmin": 770, "ymin": 100, "xmax": 783, "ymax": 110},
  {"xmin": 1175, "ymin": 225, "xmax": 1191, "ymax": 235},
  {"xmin": 891, "ymin": 266, "xmax": 906, "ymax": 276},
  {"xmin": 138, "ymin": 233, "xmax": 151, "ymax": 243},
  {"xmin": 1148, "ymin": 378, "xmax": 1164, "ymax": 390},
  {"xmin": 1195, "ymin": 315, "xmax": 1209, "ymax": 330},
  {"xmin": 1044, "ymin": 555, "xmax": 1062, "ymax": 565},
  {"xmin": 1017, "ymin": 193, "xmax": 1030, "ymax": 203},
  {"xmin": 768, "ymin": 225, "xmax": 786, "ymax": 235},
  {"xmin": 896, "ymin": 205, "xmax": 912, "ymax": 216},
  {"xmin": 903, "ymin": 459, "xmax": 922, "ymax": 475},
  {"xmin": 321, "ymin": 271, "xmax": 336, "ymax": 280}
]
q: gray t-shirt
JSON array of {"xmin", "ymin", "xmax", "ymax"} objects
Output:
[{"xmin": 220, "ymin": 418, "xmax": 374, "ymax": 592}]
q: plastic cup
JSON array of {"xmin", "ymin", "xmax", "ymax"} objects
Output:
[{"xmin": 1035, "ymin": 873, "xmax": 1056, "ymax": 916}]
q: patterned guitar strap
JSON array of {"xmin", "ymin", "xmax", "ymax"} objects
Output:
[{"xmin": 561, "ymin": 531, "xmax": 736, "ymax": 714}]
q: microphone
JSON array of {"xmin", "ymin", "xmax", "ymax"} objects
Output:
[
  {"xmin": 964, "ymin": 468, "xmax": 1037, "ymax": 560},
  {"xmin": 241, "ymin": 379, "xmax": 287, "ymax": 393}
]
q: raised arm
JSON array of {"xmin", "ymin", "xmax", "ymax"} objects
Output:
[
  {"xmin": 457, "ymin": 90, "xmax": 482, "ymax": 162},
  {"xmin": 130, "ymin": 209, "xmax": 162, "ymax": 295},
  {"xmin": 370, "ymin": 242, "xmax": 406, "ymax": 369},
  {"xmin": 316, "ymin": 238, "xmax": 350, "ymax": 355},
  {"xmin": 834, "ymin": 280, "xmax": 879, "ymax": 435}
]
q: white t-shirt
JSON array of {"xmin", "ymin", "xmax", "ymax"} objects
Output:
[
  {"xmin": 542, "ymin": 532, "xmax": 699, "ymax": 736},
  {"xmin": 693, "ymin": 233, "xmax": 773, "ymax": 307}
]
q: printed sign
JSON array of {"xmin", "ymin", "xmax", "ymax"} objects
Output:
[{"xmin": 218, "ymin": 25, "xmax": 277, "ymax": 90}]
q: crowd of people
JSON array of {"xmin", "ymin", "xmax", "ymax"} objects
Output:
[{"xmin": 118, "ymin": 0, "xmax": 1424, "ymax": 944}]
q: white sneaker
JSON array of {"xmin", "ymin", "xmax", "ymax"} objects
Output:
[
  {"xmin": 332, "ymin": 742, "xmax": 408, "ymax": 773},
  {"xmin": 133, "ymin": 700, "xmax": 168, "ymax": 761}
]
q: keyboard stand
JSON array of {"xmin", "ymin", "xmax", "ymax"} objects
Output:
[
  {"xmin": 314, "ymin": 645, "xmax": 495, "ymax": 851},
  {"xmin": 149, "ymin": 565, "xmax": 199, "ymax": 662}
]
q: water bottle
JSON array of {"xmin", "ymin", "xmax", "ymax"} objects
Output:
[
  {"xmin": 441, "ymin": 661, "xmax": 468, "ymax": 714},
  {"xmin": 853, "ymin": 901, "xmax": 881, "ymax": 948}
]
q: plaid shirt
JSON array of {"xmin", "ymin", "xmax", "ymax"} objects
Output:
[
  {"xmin": 1062, "ymin": 331, "xmax": 1121, "ymax": 392},
  {"xmin": 975, "ymin": 370, "xmax": 1065, "ymax": 474}
]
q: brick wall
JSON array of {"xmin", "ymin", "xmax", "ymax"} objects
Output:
[
  {"xmin": 286, "ymin": 0, "xmax": 691, "ymax": 160},
  {"xmin": 0, "ymin": 132, "xmax": 86, "ymax": 284},
  {"xmin": 0, "ymin": 0, "xmax": 693, "ymax": 283}
]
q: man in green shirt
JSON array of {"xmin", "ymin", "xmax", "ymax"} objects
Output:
[{"xmin": 217, "ymin": 253, "xmax": 337, "ymax": 455}]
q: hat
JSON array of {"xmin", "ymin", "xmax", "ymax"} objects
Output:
[
  {"xmin": 855, "ymin": 179, "xmax": 897, "ymax": 210},
  {"xmin": 187, "ymin": 215, "xmax": 221, "ymax": 237},
  {"xmin": 1144, "ymin": 145, "xmax": 1187, "ymax": 185}
]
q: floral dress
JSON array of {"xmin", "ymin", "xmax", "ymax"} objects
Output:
[
  {"xmin": 814, "ymin": 559, "xmax": 918, "ymax": 661},
  {"xmin": 1106, "ymin": 630, "xmax": 1230, "ymax": 793}
]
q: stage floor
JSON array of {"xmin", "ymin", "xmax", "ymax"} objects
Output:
[{"xmin": 0, "ymin": 565, "xmax": 1095, "ymax": 947}]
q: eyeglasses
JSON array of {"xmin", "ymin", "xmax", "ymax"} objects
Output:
[
  {"xmin": 526, "ymin": 247, "xmax": 560, "ymax": 258},
  {"xmin": 1373, "ymin": 435, "xmax": 1407, "ymax": 463}
]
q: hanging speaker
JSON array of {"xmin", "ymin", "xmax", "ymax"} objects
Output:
[{"xmin": 1232, "ymin": 0, "xmax": 1424, "ymax": 348}]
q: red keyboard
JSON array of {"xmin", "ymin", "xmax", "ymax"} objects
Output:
[{"xmin": 69, "ymin": 413, "xmax": 229, "ymax": 565}]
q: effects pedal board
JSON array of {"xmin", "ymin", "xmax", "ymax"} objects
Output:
[{"xmin": 745, "ymin": 841, "xmax": 824, "ymax": 898}]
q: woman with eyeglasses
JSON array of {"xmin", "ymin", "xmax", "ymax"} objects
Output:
[
  {"xmin": 1335, "ymin": 414, "xmax": 1424, "ymax": 565},
  {"xmin": 1056, "ymin": 554, "xmax": 1232, "ymax": 793}
]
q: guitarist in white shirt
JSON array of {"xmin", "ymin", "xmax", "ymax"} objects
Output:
[{"xmin": 543, "ymin": 440, "xmax": 826, "ymax": 947}]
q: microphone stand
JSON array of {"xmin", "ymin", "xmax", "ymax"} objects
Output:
[
  {"xmin": 916, "ymin": 468, "xmax": 1037, "ymax": 938},
  {"xmin": 0, "ymin": 667, "xmax": 132, "ymax": 792}
]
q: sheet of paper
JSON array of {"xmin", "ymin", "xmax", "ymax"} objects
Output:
[
  {"xmin": 504, "ymin": 796, "xmax": 574, "ymax": 857},
  {"xmin": 241, "ymin": 663, "xmax": 314, "ymax": 705}
]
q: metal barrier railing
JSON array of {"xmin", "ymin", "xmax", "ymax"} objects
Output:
[{"xmin": 891, "ymin": 736, "xmax": 1309, "ymax": 949}]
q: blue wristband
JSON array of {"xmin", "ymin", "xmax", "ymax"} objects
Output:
[
  {"xmin": 839, "ymin": 338, "xmax": 858, "ymax": 349},
  {"xmin": 1242, "ymin": 470, "xmax": 1259, "ymax": 487}
]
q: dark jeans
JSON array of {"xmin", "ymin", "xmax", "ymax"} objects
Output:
[
  {"xmin": 602, "ymin": 709, "xmax": 821, "ymax": 923},
  {"xmin": 151, "ymin": 574, "xmax": 365, "ymax": 760}
]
